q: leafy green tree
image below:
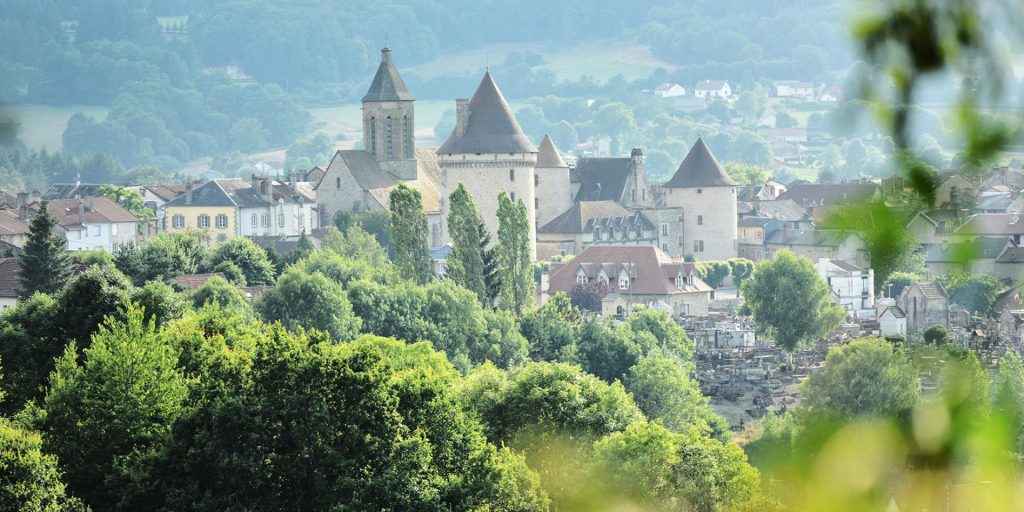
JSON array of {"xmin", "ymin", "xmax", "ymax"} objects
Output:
[
  {"xmin": 126, "ymin": 333, "xmax": 548, "ymax": 511},
  {"xmin": 727, "ymin": 258, "xmax": 755, "ymax": 287},
  {"xmin": 0, "ymin": 294, "xmax": 63, "ymax": 412},
  {"xmin": 0, "ymin": 417, "xmax": 86, "ymax": 512},
  {"xmin": 828, "ymin": 203, "xmax": 924, "ymax": 290},
  {"xmin": 17, "ymin": 199, "xmax": 74, "ymax": 298},
  {"xmin": 800, "ymin": 337, "xmax": 920, "ymax": 420},
  {"xmin": 203, "ymin": 237, "xmax": 276, "ymax": 286},
  {"xmin": 56, "ymin": 264, "xmax": 133, "ymax": 345},
  {"xmin": 358, "ymin": 209, "xmax": 394, "ymax": 257},
  {"xmin": 995, "ymin": 351, "xmax": 1024, "ymax": 452},
  {"xmin": 97, "ymin": 184, "xmax": 154, "ymax": 219},
  {"xmin": 480, "ymin": 219, "xmax": 501, "ymax": 304},
  {"xmin": 117, "ymin": 231, "xmax": 208, "ymax": 285},
  {"xmin": 389, "ymin": 184, "xmax": 434, "ymax": 284},
  {"xmin": 520, "ymin": 294, "xmax": 582, "ymax": 362},
  {"xmin": 939, "ymin": 271, "xmax": 1001, "ymax": 315},
  {"xmin": 696, "ymin": 260, "xmax": 731, "ymax": 288},
  {"xmin": 321, "ymin": 225, "xmax": 390, "ymax": 268},
  {"xmin": 189, "ymin": 275, "xmax": 252, "ymax": 312},
  {"xmin": 624, "ymin": 355, "xmax": 728, "ymax": 440},
  {"xmin": 447, "ymin": 183, "xmax": 488, "ymax": 305},
  {"xmin": 740, "ymin": 249, "xmax": 845, "ymax": 351},
  {"xmin": 41, "ymin": 304, "xmax": 187, "ymax": 510},
  {"xmin": 569, "ymin": 280, "xmax": 609, "ymax": 312},
  {"xmin": 883, "ymin": 271, "xmax": 920, "ymax": 298},
  {"xmin": 256, "ymin": 268, "xmax": 361, "ymax": 342},
  {"xmin": 591, "ymin": 422, "xmax": 765, "ymax": 512},
  {"xmin": 496, "ymin": 192, "xmax": 533, "ymax": 314},
  {"xmin": 130, "ymin": 280, "xmax": 187, "ymax": 327},
  {"xmin": 923, "ymin": 324, "xmax": 949, "ymax": 345},
  {"xmin": 775, "ymin": 111, "xmax": 798, "ymax": 128},
  {"xmin": 592, "ymin": 102, "xmax": 637, "ymax": 155},
  {"xmin": 725, "ymin": 163, "xmax": 767, "ymax": 185}
]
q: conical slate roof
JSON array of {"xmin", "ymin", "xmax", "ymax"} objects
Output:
[
  {"xmin": 536, "ymin": 134, "xmax": 568, "ymax": 168},
  {"xmin": 438, "ymin": 72, "xmax": 537, "ymax": 155},
  {"xmin": 664, "ymin": 138, "xmax": 737, "ymax": 188},
  {"xmin": 362, "ymin": 48, "xmax": 415, "ymax": 102}
]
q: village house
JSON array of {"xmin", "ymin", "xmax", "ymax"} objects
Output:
[
  {"xmin": 693, "ymin": 80, "xmax": 731, "ymax": 99},
  {"xmin": 921, "ymin": 238, "xmax": 1009, "ymax": 277},
  {"xmin": 897, "ymin": 281, "xmax": 950, "ymax": 332},
  {"xmin": 737, "ymin": 217, "xmax": 780, "ymax": 261},
  {"xmin": 543, "ymin": 245, "xmax": 713, "ymax": 317},
  {"xmin": 934, "ymin": 173, "xmax": 977, "ymax": 209},
  {"xmin": 653, "ymin": 83, "xmax": 686, "ymax": 98},
  {"xmin": 876, "ymin": 302, "xmax": 908, "ymax": 337},
  {"xmin": 0, "ymin": 258, "xmax": 19, "ymax": 310},
  {"xmin": 43, "ymin": 196, "xmax": 144, "ymax": 252},
  {"xmin": 816, "ymin": 258, "xmax": 875, "ymax": 320},
  {"xmin": 773, "ymin": 80, "xmax": 816, "ymax": 99},
  {"xmin": 764, "ymin": 227, "xmax": 870, "ymax": 269}
]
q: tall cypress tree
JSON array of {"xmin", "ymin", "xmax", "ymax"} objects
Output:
[
  {"xmin": 18, "ymin": 199, "xmax": 74, "ymax": 298},
  {"xmin": 389, "ymin": 184, "xmax": 434, "ymax": 283},
  {"xmin": 446, "ymin": 183, "xmax": 487, "ymax": 305},
  {"xmin": 496, "ymin": 192, "xmax": 532, "ymax": 314},
  {"xmin": 480, "ymin": 219, "xmax": 501, "ymax": 307}
]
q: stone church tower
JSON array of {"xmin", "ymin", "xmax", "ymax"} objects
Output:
[
  {"xmin": 362, "ymin": 47, "xmax": 417, "ymax": 180},
  {"xmin": 662, "ymin": 138, "xmax": 738, "ymax": 261},
  {"xmin": 438, "ymin": 72, "xmax": 538, "ymax": 258}
]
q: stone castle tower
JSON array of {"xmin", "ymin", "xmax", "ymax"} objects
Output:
[
  {"xmin": 362, "ymin": 47, "xmax": 417, "ymax": 180},
  {"xmin": 534, "ymin": 134, "xmax": 572, "ymax": 229},
  {"xmin": 438, "ymin": 72, "xmax": 538, "ymax": 258},
  {"xmin": 662, "ymin": 138, "xmax": 738, "ymax": 260}
]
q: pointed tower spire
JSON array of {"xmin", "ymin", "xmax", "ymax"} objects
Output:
[
  {"xmin": 664, "ymin": 138, "xmax": 737, "ymax": 188},
  {"xmin": 438, "ymin": 72, "xmax": 536, "ymax": 155},
  {"xmin": 362, "ymin": 47, "xmax": 415, "ymax": 102},
  {"xmin": 536, "ymin": 134, "xmax": 568, "ymax": 168}
]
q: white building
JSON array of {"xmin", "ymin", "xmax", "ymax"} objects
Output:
[
  {"xmin": 224, "ymin": 177, "xmax": 318, "ymax": 237},
  {"xmin": 438, "ymin": 72, "xmax": 538, "ymax": 259},
  {"xmin": 654, "ymin": 83, "xmax": 686, "ymax": 98},
  {"xmin": 877, "ymin": 302, "xmax": 908, "ymax": 337},
  {"xmin": 816, "ymin": 258, "xmax": 876, "ymax": 320},
  {"xmin": 693, "ymin": 80, "xmax": 731, "ymax": 99},
  {"xmin": 44, "ymin": 197, "xmax": 143, "ymax": 252},
  {"xmin": 661, "ymin": 139, "xmax": 739, "ymax": 261},
  {"xmin": 774, "ymin": 80, "xmax": 815, "ymax": 99}
]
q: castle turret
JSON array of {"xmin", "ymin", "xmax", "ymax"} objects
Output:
[
  {"xmin": 534, "ymin": 134, "xmax": 572, "ymax": 229},
  {"xmin": 438, "ymin": 72, "xmax": 538, "ymax": 258},
  {"xmin": 362, "ymin": 47, "xmax": 417, "ymax": 180},
  {"xmin": 662, "ymin": 138, "xmax": 738, "ymax": 260}
]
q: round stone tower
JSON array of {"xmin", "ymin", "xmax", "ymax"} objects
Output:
[
  {"xmin": 437, "ymin": 72, "xmax": 538, "ymax": 259},
  {"xmin": 662, "ymin": 138, "xmax": 738, "ymax": 261}
]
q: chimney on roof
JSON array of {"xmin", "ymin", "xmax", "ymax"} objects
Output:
[
  {"xmin": 78, "ymin": 201, "xmax": 85, "ymax": 225},
  {"xmin": 251, "ymin": 173, "xmax": 259, "ymax": 191},
  {"xmin": 84, "ymin": 194, "xmax": 93, "ymax": 209},
  {"xmin": 16, "ymin": 192, "xmax": 27, "ymax": 220},
  {"xmin": 455, "ymin": 98, "xmax": 470, "ymax": 137},
  {"xmin": 185, "ymin": 180, "xmax": 193, "ymax": 205},
  {"xmin": 261, "ymin": 177, "xmax": 272, "ymax": 202}
]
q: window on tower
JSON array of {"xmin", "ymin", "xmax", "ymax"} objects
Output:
[
  {"xmin": 370, "ymin": 117, "xmax": 377, "ymax": 155},
  {"xmin": 386, "ymin": 117, "xmax": 394, "ymax": 159},
  {"xmin": 509, "ymin": 169, "xmax": 515, "ymax": 181},
  {"xmin": 403, "ymin": 115, "xmax": 412, "ymax": 158}
]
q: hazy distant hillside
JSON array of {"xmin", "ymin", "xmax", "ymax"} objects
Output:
[{"xmin": 1, "ymin": 0, "xmax": 850, "ymax": 104}]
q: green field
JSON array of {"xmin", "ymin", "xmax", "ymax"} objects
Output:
[
  {"xmin": 407, "ymin": 39, "xmax": 675, "ymax": 82},
  {"xmin": 4, "ymin": 104, "xmax": 109, "ymax": 151}
]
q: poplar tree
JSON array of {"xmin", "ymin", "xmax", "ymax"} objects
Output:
[
  {"xmin": 446, "ymin": 184, "xmax": 487, "ymax": 305},
  {"xmin": 388, "ymin": 184, "xmax": 433, "ymax": 283},
  {"xmin": 496, "ymin": 192, "xmax": 532, "ymax": 314},
  {"xmin": 17, "ymin": 199, "xmax": 74, "ymax": 298},
  {"xmin": 480, "ymin": 219, "xmax": 501, "ymax": 306}
]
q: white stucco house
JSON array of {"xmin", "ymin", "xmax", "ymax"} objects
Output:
[
  {"xmin": 816, "ymin": 258, "xmax": 876, "ymax": 320},
  {"xmin": 43, "ymin": 197, "xmax": 144, "ymax": 252},
  {"xmin": 694, "ymin": 80, "xmax": 731, "ymax": 99},
  {"xmin": 654, "ymin": 83, "xmax": 686, "ymax": 98}
]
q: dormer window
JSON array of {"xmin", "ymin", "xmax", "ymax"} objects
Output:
[
  {"xmin": 619, "ymin": 276, "xmax": 630, "ymax": 290},
  {"xmin": 597, "ymin": 269, "xmax": 609, "ymax": 284},
  {"xmin": 576, "ymin": 268, "xmax": 587, "ymax": 284}
]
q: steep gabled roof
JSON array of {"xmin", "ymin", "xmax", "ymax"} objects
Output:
[
  {"xmin": 536, "ymin": 134, "xmax": 568, "ymax": 168},
  {"xmin": 438, "ymin": 72, "xmax": 537, "ymax": 155},
  {"xmin": 573, "ymin": 158, "xmax": 632, "ymax": 202},
  {"xmin": 664, "ymin": 138, "xmax": 737, "ymax": 188},
  {"xmin": 539, "ymin": 201, "xmax": 630, "ymax": 234},
  {"xmin": 362, "ymin": 47, "xmax": 415, "ymax": 102},
  {"xmin": 165, "ymin": 180, "xmax": 236, "ymax": 208}
]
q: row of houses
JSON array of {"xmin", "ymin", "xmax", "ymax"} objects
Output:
[{"xmin": 651, "ymin": 80, "xmax": 842, "ymax": 102}]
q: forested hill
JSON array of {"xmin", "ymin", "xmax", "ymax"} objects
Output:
[{"xmin": 1, "ymin": 0, "xmax": 850, "ymax": 104}]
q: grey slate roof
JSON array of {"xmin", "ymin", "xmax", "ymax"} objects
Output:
[
  {"xmin": 584, "ymin": 212, "xmax": 655, "ymax": 233},
  {"xmin": 664, "ymin": 138, "xmax": 737, "ymax": 188},
  {"xmin": 165, "ymin": 180, "xmax": 236, "ymax": 207},
  {"xmin": 536, "ymin": 134, "xmax": 568, "ymax": 168},
  {"xmin": 745, "ymin": 199, "xmax": 812, "ymax": 222},
  {"xmin": 923, "ymin": 237, "xmax": 1010, "ymax": 262},
  {"xmin": 573, "ymin": 158, "xmax": 632, "ymax": 202},
  {"xmin": 362, "ymin": 48, "xmax": 415, "ymax": 102},
  {"xmin": 777, "ymin": 182, "xmax": 879, "ymax": 207},
  {"xmin": 438, "ymin": 72, "xmax": 537, "ymax": 155},
  {"xmin": 539, "ymin": 201, "xmax": 630, "ymax": 234}
]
